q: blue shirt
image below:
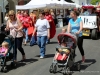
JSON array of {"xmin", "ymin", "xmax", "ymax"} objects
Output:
[{"xmin": 69, "ymin": 18, "xmax": 82, "ymax": 37}]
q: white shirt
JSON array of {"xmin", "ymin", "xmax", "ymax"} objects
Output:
[{"xmin": 35, "ymin": 19, "xmax": 50, "ymax": 36}]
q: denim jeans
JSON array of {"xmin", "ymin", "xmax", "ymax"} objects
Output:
[
  {"xmin": 46, "ymin": 38, "xmax": 50, "ymax": 44},
  {"xmin": 23, "ymin": 28, "xmax": 29, "ymax": 42},
  {"xmin": 30, "ymin": 36, "xmax": 37, "ymax": 46},
  {"xmin": 37, "ymin": 36, "xmax": 47, "ymax": 57}
]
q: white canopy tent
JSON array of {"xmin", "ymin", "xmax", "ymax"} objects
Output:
[
  {"xmin": 16, "ymin": 0, "xmax": 46, "ymax": 9},
  {"xmin": 16, "ymin": 5, "xmax": 46, "ymax": 9},
  {"xmin": 74, "ymin": 3, "xmax": 82, "ymax": 8},
  {"xmin": 52, "ymin": 0, "xmax": 76, "ymax": 8},
  {"xmin": 16, "ymin": 0, "xmax": 76, "ymax": 9}
]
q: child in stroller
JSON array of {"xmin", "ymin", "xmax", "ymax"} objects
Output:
[
  {"xmin": 0, "ymin": 35, "xmax": 16, "ymax": 73},
  {"xmin": 49, "ymin": 33, "xmax": 80, "ymax": 75},
  {"xmin": 54, "ymin": 38, "xmax": 70, "ymax": 61},
  {"xmin": 0, "ymin": 41, "xmax": 9, "ymax": 57}
]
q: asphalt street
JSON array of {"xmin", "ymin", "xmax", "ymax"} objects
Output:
[{"xmin": 0, "ymin": 27, "xmax": 100, "ymax": 75}]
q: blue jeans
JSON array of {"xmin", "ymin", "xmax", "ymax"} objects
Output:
[
  {"xmin": 46, "ymin": 38, "xmax": 50, "ymax": 44},
  {"xmin": 30, "ymin": 36, "xmax": 37, "ymax": 46},
  {"xmin": 37, "ymin": 36, "xmax": 47, "ymax": 57},
  {"xmin": 23, "ymin": 28, "xmax": 29, "ymax": 42}
]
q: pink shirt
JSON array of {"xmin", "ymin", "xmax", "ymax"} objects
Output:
[
  {"xmin": 7, "ymin": 20, "xmax": 23, "ymax": 38},
  {"xmin": 0, "ymin": 47, "xmax": 7, "ymax": 56}
]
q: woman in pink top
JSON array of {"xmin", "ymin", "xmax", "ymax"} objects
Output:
[{"xmin": 5, "ymin": 10, "xmax": 26, "ymax": 62}]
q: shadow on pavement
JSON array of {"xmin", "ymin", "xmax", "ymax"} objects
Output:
[
  {"xmin": 35, "ymin": 54, "xmax": 55, "ymax": 58},
  {"xmin": 76, "ymin": 59, "xmax": 96, "ymax": 70},
  {"xmin": 45, "ymin": 54, "xmax": 55, "ymax": 58},
  {"xmin": 48, "ymin": 41, "xmax": 58, "ymax": 44},
  {"xmin": 50, "ymin": 59, "xmax": 96, "ymax": 75},
  {"xmin": 6, "ymin": 58, "xmax": 38, "ymax": 72}
]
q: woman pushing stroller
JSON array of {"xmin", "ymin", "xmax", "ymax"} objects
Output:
[
  {"xmin": 5, "ymin": 10, "xmax": 26, "ymax": 62},
  {"xmin": 67, "ymin": 10, "xmax": 85, "ymax": 63}
]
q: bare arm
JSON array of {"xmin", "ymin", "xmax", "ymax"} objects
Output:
[
  {"xmin": 48, "ymin": 19, "xmax": 52, "ymax": 22},
  {"xmin": 78, "ymin": 21, "xmax": 83, "ymax": 33},
  {"xmin": 17, "ymin": 19, "xmax": 23, "ymax": 31},
  {"xmin": 32, "ymin": 27, "xmax": 37, "ymax": 36},
  {"xmin": 47, "ymin": 28, "xmax": 50, "ymax": 39},
  {"xmin": 5, "ymin": 20, "xmax": 10, "ymax": 31},
  {"xmin": 67, "ymin": 22, "xmax": 71, "ymax": 33}
]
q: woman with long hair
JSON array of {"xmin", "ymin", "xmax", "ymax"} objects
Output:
[
  {"xmin": 67, "ymin": 11, "xmax": 85, "ymax": 63},
  {"xmin": 5, "ymin": 10, "xmax": 26, "ymax": 62}
]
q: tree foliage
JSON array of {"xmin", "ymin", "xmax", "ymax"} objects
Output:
[{"xmin": 91, "ymin": 0, "xmax": 100, "ymax": 5}]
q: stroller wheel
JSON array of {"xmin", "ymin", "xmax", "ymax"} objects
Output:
[
  {"xmin": 53, "ymin": 65, "xmax": 57, "ymax": 73},
  {"xmin": 0, "ymin": 61, "xmax": 3, "ymax": 66},
  {"xmin": 77, "ymin": 63, "xmax": 81, "ymax": 71},
  {"xmin": 49, "ymin": 64, "xmax": 53, "ymax": 73},
  {"xmin": 1, "ymin": 68, "xmax": 3, "ymax": 72},
  {"xmin": 1, "ymin": 66, "xmax": 7, "ymax": 73},
  {"xmin": 63, "ymin": 67, "xmax": 71, "ymax": 75}
]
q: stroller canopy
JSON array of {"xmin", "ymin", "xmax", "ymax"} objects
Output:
[{"xmin": 57, "ymin": 33, "xmax": 77, "ymax": 46}]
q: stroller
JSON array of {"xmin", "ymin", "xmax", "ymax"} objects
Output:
[
  {"xmin": 0, "ymin": 34, "xmax": 16, "ymax": 73},
  {"xmin": 49, "ymin": 33, "xmax": 80, "ymax": 75}
]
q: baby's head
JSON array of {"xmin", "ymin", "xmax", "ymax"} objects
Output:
[
  {"xmin": 61, "ymin": 42, "xmax": 67, "ymax": 47},
  {"xmin": 2, "ymin": 41, "xmax": 9, "ymax": 48},
  {"xmin": 62, "ymin": 28, "xmax": 67, "ymax": 33}
]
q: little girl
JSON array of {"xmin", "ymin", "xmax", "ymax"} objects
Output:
[
  {"xmin": 62, "ymin": 28, "xmax": 67, "ymax": 33},
  {"xmin": 54, "ymin": 36, "xmax": 70, "ymax": 61},
  {"xmin": 54, "ymin": 42, "xmax": 70, "ymax": 61},
  {"xmin": 0, "ymin": 41, "xmax": 9, "ymax": 56}
]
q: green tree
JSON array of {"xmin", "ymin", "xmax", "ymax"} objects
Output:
[{"xmin": 91, "ymin": 0, "xmax": 100, "ymax": 5}]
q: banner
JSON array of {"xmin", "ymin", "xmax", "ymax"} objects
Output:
[{"xmin": 79, "ymin": 16, "xmax": 97, "ymax": 29}]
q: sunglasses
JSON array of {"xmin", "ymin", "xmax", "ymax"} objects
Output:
[{"xmin": 9, "ymin": 15, "xmax": 14, "ymax": 16}]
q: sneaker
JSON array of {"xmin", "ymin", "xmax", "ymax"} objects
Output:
[{"xmin": 40, "ymin": 56, "xmax": 44, "ymax": 59}]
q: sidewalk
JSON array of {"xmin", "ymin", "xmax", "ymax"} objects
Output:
[{"xmin": 56, "ymin": 25, "xmax": 67, "ymax": 29}]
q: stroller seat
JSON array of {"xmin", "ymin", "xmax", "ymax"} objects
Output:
[
  {"xmin": 56, "ymin": 46, "xmax": 71, "ymax": 61},
  {"xmin": 57, "ymin": 54, "xmax": 68, "ymax": 61}
]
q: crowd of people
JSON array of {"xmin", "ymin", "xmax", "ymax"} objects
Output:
[
  {"xmin": 3, "ymin": 9, "xmax": 56, "ymax": 62},
  {"xmin": 0, "ymin": 7, "xmax": 88, "ymax": 64}
]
